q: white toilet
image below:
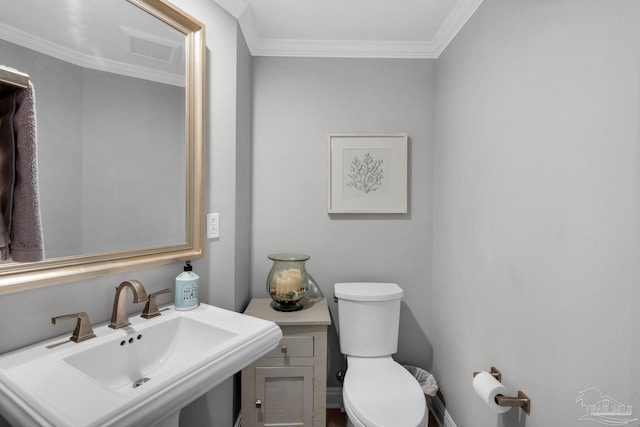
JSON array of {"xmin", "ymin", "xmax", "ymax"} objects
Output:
[{"xmin": 334, "ymin": 282, "xmax": 428, "ymax": 427}]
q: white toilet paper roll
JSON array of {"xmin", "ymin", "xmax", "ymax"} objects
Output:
[{"xmin": 472, "ymin": 371, "xmax": 511, "ymax": 414}]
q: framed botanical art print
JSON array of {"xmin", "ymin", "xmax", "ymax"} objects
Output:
[{"xmin": 328, "ymin": 133, "xmax": 408, "ymax": 213}]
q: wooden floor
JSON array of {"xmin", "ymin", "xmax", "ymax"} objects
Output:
[
  {"xmin": 326, "ymin": 408, "xmax": 346, "ymax": 427},
  {"xmin": 327, "ymin": 408, "xmax": 439, "ymax": 427}
]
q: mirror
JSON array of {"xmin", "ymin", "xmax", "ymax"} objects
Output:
[{"xmin": 0, "ymin": 0, "xmax": 205, "ymax": 294}]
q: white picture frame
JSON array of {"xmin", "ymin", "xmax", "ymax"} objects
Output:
[{"xmin": 328, "ymin": 133, "xmax": 408, "ymax": 213}]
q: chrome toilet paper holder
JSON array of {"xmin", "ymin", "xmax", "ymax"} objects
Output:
[{"xmin": 473, "ymin": 367, "xmax": 531, "ymax": 415}]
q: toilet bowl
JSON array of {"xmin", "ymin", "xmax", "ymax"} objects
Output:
[
  {"xmin": 343, "ymin": 356, "xmax": 427, "ymax": 427},
  {"xmin": 334, "ymin": 282, "xmax": 428, "ymax": 427}
]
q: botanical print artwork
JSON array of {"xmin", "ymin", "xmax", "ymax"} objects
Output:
[
  {"xmin": 328, "ymin": 133, "xmax": 407, "ymax": 213},
  {"xmin": 346, "ymin": 153, "xmax": 384, "ymax": 194}
]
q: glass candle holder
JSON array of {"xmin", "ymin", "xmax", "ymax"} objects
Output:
[{"xmin": 266, "ymin": 253, "xmax": 310, "ymax": 312}]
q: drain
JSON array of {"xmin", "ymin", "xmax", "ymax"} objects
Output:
[{"xmin": 133, "ymin": 377, "xmax": 151, "ymax": 388}]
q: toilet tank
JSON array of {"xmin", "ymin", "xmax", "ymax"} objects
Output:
[{"xmin": 334, "ymin": 282, "xmax": 403, "ymax": 357}]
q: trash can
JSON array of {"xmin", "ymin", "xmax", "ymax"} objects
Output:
[{"xmin": 404, "ymin": 365, "xmax": 439, "ymax": 409}]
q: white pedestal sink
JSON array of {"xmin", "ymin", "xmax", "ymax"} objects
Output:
[{"xmin": 0, "ymin": 303, "xmax": 282, "ymax": 427}]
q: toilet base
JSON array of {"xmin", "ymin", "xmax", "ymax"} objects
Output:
[
  {"xmin": 345, "ymin": 408, "xmax": 430, "ymax": 427},
  {"xmin": 344, "ymin": 403, "xmax": 364, "ymax": 427}
]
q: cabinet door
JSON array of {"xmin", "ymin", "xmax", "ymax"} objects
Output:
[{"xmin": 254, "ymin": 366, "xmax": 314, "ymax": 427}]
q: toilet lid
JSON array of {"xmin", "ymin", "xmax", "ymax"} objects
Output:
[
  {"xmin": 343, "ymin": 357, "xmax": 427, "ymax": 427},
  {"xmin": 334, "ymin": 282, "xmax": 403, "ymax": 301}
]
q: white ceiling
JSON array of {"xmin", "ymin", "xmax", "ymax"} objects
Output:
[
  {"xmin": 0, "ymin": 0, "xmax": 185, "ymax": 85},
  {"xmin": 214, "ymin": 0, "xmax": 485, "ymax": 58}
]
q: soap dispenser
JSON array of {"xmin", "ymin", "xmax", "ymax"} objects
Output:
[{"xmin": 175, "ymin": 261, "xmax": 199, "ymax": 310}]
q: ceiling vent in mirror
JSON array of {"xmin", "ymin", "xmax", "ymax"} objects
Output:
[{"xmin": 120, "ymin": 26, "xmax": 183, "ymax": 63}]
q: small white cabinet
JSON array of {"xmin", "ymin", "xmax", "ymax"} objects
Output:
[{"xmin": 242, "ymin": 298, "xmax": 331, "ymax": 427}]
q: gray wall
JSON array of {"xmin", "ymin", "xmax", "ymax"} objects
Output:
[
  {"xmin": 251, "ymin": 57, "xmax": 436, "ymax": 386},
  {"xmin": 170, "ymin": 0, "xmax": 253, "ymax": 425},
  {"xmin": 433, "ymin": 0, "xmax": 640, "ymax": 426},
  {"xmin": 3, "ymin": 1, "xmax": 639, "ymax": 426},
  {"xmin": 1, "ymin": 39, "xmax": 84, "ymax": 257},
  {"xmin": 81, "ymin": 70, "xmax": 185, "ymax": 253},
  {"xmin": 0, "ymin": 0, "xmax": 250, "ymax": 425},
  {"xmin": 1, "ymin": 39, "xmax": 185, "ymax": 258}
]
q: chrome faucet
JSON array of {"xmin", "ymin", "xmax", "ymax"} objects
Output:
[{"xmin": 109, "ymin": 280, "xmax": 148, "ymax": 329}]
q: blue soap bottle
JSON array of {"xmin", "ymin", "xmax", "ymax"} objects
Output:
[{"xmin": 175, "ymin": 261, "xmax": 199, "ymax": 310}]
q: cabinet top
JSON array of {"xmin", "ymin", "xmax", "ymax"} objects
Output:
[{"xmin": 244, "ymin": 298, "xmax": 331, "ymax": 326}]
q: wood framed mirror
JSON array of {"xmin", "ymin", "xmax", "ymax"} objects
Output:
[{"xmin": 0, "ymin": 0, "xmax": 205, "ymax": 294}]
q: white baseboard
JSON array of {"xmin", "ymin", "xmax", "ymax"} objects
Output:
[{"xmin": 326, "ymin": 386, "xmax": 343, "ymax": 409}]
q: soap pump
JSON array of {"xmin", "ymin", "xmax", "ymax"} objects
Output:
[{"xmin": 175, "ymin": 261, "xmax": 199, "ymax": 311}]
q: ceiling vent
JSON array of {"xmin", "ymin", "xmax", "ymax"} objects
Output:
[{"xmin": 120, "ymin": 26, "xmax": 183, "ymax": 63}]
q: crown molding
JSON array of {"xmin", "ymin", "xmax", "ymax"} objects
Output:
[
  {"xmin": 250, "ymin": 39, "xmax": 439, "ymax": 59},
  {"xmin": 431, "ymin": 0, "xmax": 485, "ymax": 57},
  {"xmin": 215, "ymin": 0, "xmax": 484, "ymax": 58},
  {"xmin": 213, "ymin": 0, "xmax": 248, "ymax": 19},
  {"xmin": 0, "ymin": 23, "xmax": 183, "ymax": 86}
]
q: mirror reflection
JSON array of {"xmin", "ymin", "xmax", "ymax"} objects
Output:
[{"xmin": 0, "ymin": 0, "xmax": 187, "ymax": 261}]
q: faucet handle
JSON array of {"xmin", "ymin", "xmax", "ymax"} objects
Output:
[
  {"xmin": 141, "ymin": 288, "xmax": 172, "ymax": 319},
  {"xmin": 51, "ymin": 312, "xmax": 96, "ymax": 343}
]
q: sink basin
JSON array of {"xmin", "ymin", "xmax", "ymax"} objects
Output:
[
  {"xmin": 62, "ymin": 315, "xmax": 238, "ymax": 394},
  {"xmin": 0, "ymin": 303, "xmax": 282, "ymax": 427}
]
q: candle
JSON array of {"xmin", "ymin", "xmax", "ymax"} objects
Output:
[{"xmin": 273, "ymin": 268, "xmax": 302, "ymax": 299}]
